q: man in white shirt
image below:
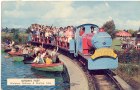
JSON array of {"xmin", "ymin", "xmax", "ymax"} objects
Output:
[
  {"xmin": 34, "ymin": 46, "xmax": 40, "ymax": 56},
  {"xmin": 33, "ymin": 53, "xmax": 45, "ymax": 63},
  {"xmin": 9, "ymin": 40, "xmax": 15, "ymax": 47},
  {"xmin": 51, "ymin": 47, "xmax": 58, "ymax": 63}
]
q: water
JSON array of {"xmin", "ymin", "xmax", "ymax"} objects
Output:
[{"xmin": 1, "ymin": 52, "xmax": 70, "ymax": 90}]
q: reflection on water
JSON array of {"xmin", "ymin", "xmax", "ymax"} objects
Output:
[{"xmin": 1, "ymin": 53, "xmax": 70, "ymax": 90}]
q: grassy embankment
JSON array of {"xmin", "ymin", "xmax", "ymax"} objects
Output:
[{"xmin": 111, "ymin": 38, "xmax": 140, "ymax": 89}]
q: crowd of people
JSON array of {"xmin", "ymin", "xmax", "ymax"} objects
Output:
[
  {"xmin": 4, "ymin": 39, "xmax": 59, "ymax": 65},
  {"xmin": 32, "ymin": 45, "xmax": 59, "ymax": 64},
  {"xmin": 32, "ymin": 46, "xmax": 59, "ymax": 64},
  {"xmin": 29, "ymin": 24, "xmax": 75, "ymax": 48}
]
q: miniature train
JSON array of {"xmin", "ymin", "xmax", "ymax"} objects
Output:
[{"xmin": 31, "ymin": 23, "xmax": 118, "ymax": 70}]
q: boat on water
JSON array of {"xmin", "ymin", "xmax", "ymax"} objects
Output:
[
  {"xmin": 7, "ymin": 51, "xmax": 24, "ymax": 61},
  {"xmin": 4, "ymin": 48, "xmax": 11, "ymax": 52},
  {"xmin": 8, "ymin": 51, "xmax": 23, "ymax": 56},
  {"xmin": 31, "ymin": 62, "xmax": 64, "ymax": 72},
  {"xmin": 23, "ymin": 56, "xmax": 34, "ymax": 64},
  {"xmin": 12, "ymin": 56, "xmax": 24, "ymax": 62}
]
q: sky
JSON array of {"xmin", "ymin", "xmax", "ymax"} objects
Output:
[{"xmin": 1, "ymin": 1, "xmax": 140, "ymax": 30}]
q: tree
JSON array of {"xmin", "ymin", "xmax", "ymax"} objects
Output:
[
  {"xmin": 128, "ymin": 29, "xmax": 135, "ymax": 35},
  {"xmin": 11, "ymin": 28, "xmax": 16, "ymax": 33},
  {"xmin": 26, "ymin": 27, "xmax": 31, "ymax": 33},
  {"xmin": 133, "ymin": 31, "xmax": 138, "ymax": 37},
  {"xmin": 102, "ymin": 20, "xmax": 116, "ymax": 39},
  {"xmin": 5, "ymin": 27, "xmax": 9, "ymax": 33},
  {"xmin": 138, "ymin": 27, "xmax": 140, "ymax": 32},
  {"xmin": 13, "ymin": 29, "xmax": 19, "ymax": 43}
]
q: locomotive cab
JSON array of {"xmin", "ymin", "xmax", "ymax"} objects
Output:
[{"xmin": 75, "ymin": 24, "xmax": 99, "ymax": 56}]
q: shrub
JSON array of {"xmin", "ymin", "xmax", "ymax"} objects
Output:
[{"xmin": 1, "ymin": 32, "xmax": 28, "ymax": 44}]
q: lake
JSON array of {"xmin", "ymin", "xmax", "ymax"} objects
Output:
[{"xmin": 1, "ymin": 52, "xmax": 70, "ymax": 90}]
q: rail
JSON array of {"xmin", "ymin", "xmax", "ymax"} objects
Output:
[{"xmin": 90, "ymin": 70, "xmax": 123, "ymax": 90}]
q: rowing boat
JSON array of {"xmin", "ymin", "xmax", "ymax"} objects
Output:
[
  {"xmin": 4, "ymin": 48, "xmax": 11, "ymax": 52},
  {"xmin": 8, "ymin": 51, "xmax": 23, "ymax": 56},
  {"xmin": 12, "ymin": 56, "xmax": 24, "ymax": 62},
  {"xmin": 31, "ymin": 62, "xmax": 64, "ymax": 72},
  {"xmin": 23, "ymin": 57, "xmax": 34, "ymax": 64}
]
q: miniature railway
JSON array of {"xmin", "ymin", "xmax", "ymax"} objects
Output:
[
  {"xmin": 57, "ymin": 50, "xmax": 124, "ymax": 90},
  {"xmin": 31, "ymin": 42, "xmax": 128, "ymax": 90}
]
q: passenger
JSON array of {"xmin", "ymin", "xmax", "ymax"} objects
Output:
[
  {"xmin": 45, "ymin": 55, "xmax": 52, "ymax": 65},
  {"xmin": 27, "ymin": 33, "xmax": 32, "ymax": 43},
  {"xmin": 33, "ymin": 52, "xmax": 45, "ymax": 64},
  {"xmin": 59, "ymin": 29, "xmax": 64, "ymax": 37},
  {"xmin": 9, "ymin": 40, "xmax": 15, "ymax": 47},
  {"xmin": 51, "ymin": 46, "xmax": 58, "ymax": 63},
  {"xmin": 14, "ymin": 45, "xmax": 20, "ymax": 52},
  {"xmin": 5, "ymin": 39, "xmax": 10, "ymax": 47},
  {"xmin": 64, "ymin": 37, "xmax": 68, "ymax": 47},
  {"xmin": 79, "ymin": 26, "xmax": 85, "ymax": 36},
  {"xmin": 32, "ymin": 27, "xmax": 36, "ymax": 41},
  {"xmin": 48, "ymin": 31, "xmax": 52, "ymax": 43},
  {"xmin": 39, "ymin": 45, "xmax": 45, "ymax": 53},
  {"xmin": 36, "ymin": 29, "xmax": 40, "ymax": 42},
  {"xmin": 45, "ymin": 30, "xmax": 49, "ymax": 43},
  {"xmin": 41, "ymin": 49, "xmax": 48, "ymax": 60},
  {"xmin": 68, "ymin": 27, "xmax": 74, "ymax": 43},
  {"xmin": 53, "ymin": 27, "xmax": 57, "ymax": 36},
  {"xmin": 34, "ymin": 46, "xmax": 40, "ymax": 56},
  {"xmin": 22, "ymin": 46, "xmax": 29, "ymax": 59},
  {"xmin": 30, "ymin": 26, "xmax": 34, "ymax": 34},
  {"xmin": 10, "ymin": 47, "xmax": 16, "ymax": 53}
]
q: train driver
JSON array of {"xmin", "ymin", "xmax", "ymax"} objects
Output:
[
  {"xmin": 79, "ymin": 26, "xmax": 85, "ymax": 36},
  {"xmin": 91, "ymin": 26, "xmax": 94, "ymax": 33}
]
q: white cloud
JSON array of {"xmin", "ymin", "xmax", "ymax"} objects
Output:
[
  {"xmin": 108, "ymin": 16, "xmax": 113, "ymax": 21},
  {"xmin": 126, "ymin": 20, "xmax": 140, "ymax": 26},
  {"xmin": 105, "ymin": 2, "xmax": 110, "ymax": 8},
  {"xmin": 1, "ymin": 1, "xmax": 140, "ymax": 30},
  {"xmin": 114, "ymin": 18, "xmax": 140, "ymax": 30},
  {"xmin": 43, "ymin": 1, "xmax": 73, "ymax": 19}
]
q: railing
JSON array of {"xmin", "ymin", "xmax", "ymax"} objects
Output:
[{"xmin": 31, "ymin": 35, "xmax": 69, "ymax": 49}]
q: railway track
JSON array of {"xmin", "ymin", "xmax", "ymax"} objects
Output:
[{"xmin": 90, "ymin": 70, "xmax": 123, "ymax": 90}]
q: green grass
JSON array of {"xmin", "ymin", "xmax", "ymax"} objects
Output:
[{"xmin": 111, "ymin": 38, "xmax": 122, "ymax": 51}]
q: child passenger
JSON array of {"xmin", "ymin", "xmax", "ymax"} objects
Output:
[
  {"xmin": 33, "ymin": 52, "xmax": 45, "ymax": 64},
  {"xmin": 45, "ymin": 55, "xmax": 52, "ymax": 65}
]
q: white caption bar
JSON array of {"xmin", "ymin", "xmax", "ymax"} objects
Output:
[{"xmin": 7, "ymin": 78, "xmax": 55, "ymax": 86}]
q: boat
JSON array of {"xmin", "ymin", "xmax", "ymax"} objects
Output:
[
  {"xmin": 4, "ymin": 48, "xmax": 11, "ymax": 52},
  {"xmin": 8, "ymin": 51, "xmax": 23, "ymax": 56},
  {"xmin": 1, "ymin": 49, "xmax": 5, "ymax": 53},
  {"xmin": 12, "ymin": 56, "xmax": 24, "ymax": 62},
  {"xmin": 23, "ymin": 56, "xmax": 34, "ymax": 64},
  {"xmin": 7, "ymin": 51, "xmax": 24, "ymax": 61},
  {"xmin": 1, "ymin": 44, "xmax": 11, "ymax": 52},
  {"xmin": 31, "ymin": 62, "xmax": 64, "ymax": 72}
]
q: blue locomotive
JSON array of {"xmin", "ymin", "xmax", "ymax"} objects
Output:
[
  {"xmin": 68, "ymin": 24, "xmax": 118, "ymax": 70},
  {"xmin": 31, "ymin": 23, "xmax": 118, "ymax": 70}
]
